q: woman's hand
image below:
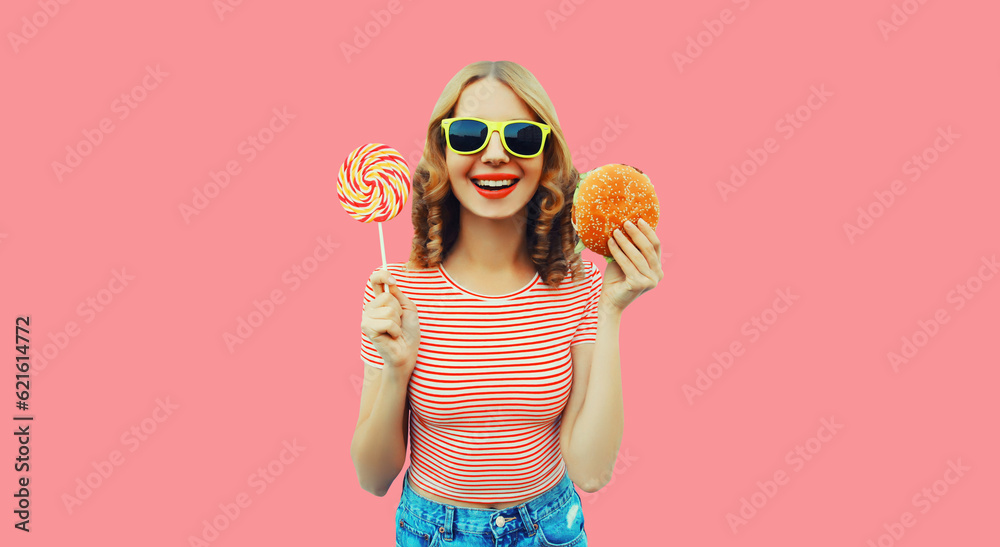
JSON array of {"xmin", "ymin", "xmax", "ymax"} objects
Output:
[
  {"xmin": 360, "ymin": 268, "xmax": 421, "ymax": 378},
  {"xmin": 601, "ymin": 218, "xmax": 664, "ymax": 313}
]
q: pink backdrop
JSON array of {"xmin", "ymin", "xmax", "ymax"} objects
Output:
[{"xmin": 3, "ymin": 0, "xmax": 998, "ymax": 545}]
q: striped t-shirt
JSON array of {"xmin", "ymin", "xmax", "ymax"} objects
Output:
[{"xmin": 359, "ymin": 259, "xmax": 603, "ymax": 503}]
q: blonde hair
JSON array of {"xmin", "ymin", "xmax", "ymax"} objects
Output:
[{"xmin": 407, "ymin": 61, "xmax": 585, "ymax": 287}]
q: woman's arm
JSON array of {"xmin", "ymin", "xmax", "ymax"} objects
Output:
[
  {"xmin": 559, "ymin": 301, "xmax": 625, "ymax": 493},
  {"xmin": 350, "ymin": 363, "xmax": 411, "ymax": 497},
  {"xmin": 562, "ymin": 220, "xmax": 662, "ymax": 490}
]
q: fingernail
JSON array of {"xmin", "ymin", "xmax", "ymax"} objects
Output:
[
  {"xmin": 639, "ymin": 218, "xmax": 648, "ymax": 227},
  {"xmin": 625, "ymin": 220, "xmax": 635, "ymax": 229}
]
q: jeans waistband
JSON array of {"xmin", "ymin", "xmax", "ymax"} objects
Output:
[{"xmin": 399, "ymin": 468, "xmax": 576, "ymax": 537}]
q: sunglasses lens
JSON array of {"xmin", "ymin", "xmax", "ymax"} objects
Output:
[
  {"xmin": 448, "ymin": 119, "xmax": 488, "ymax": 153},
  {"xmin": 505, "ymin": 123, "xmax": 544, "ymax": 156}
]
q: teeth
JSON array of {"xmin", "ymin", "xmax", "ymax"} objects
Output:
[{"xmin": 473, "ymin": 178, "xmax": 516, "ymax": 188}]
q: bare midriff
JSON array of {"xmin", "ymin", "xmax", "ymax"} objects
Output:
[{"xmin": 406, "ymin": 474, "xmax": 537, "ymax": 510}]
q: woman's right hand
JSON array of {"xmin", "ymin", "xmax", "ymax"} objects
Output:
[{"xmin": 361, "ymin": 268, "xmax": 420, "ymax": 378}]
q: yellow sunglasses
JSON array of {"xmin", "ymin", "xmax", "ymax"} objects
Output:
[{"xmin": 441, "ymin": 117, "xmax": 551, "ymax": 158}]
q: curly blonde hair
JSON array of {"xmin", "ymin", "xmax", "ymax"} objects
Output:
[{"xmin": 407, "ymin": 61, "xmax": 586, "ymax": 287}]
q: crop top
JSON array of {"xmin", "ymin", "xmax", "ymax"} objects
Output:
[{"xmin": 359, "ymin": 259, "xmax": 603, "ymax": 503}]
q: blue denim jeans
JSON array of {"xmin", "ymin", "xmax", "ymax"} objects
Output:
[{"xmin": 395, "ymin": 468, "xmax": 588, "ymax": 546}]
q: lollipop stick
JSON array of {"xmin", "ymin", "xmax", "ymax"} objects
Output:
[{"xmin": 378, "ymin": 221, "xmax": 388, "ymax": 292}]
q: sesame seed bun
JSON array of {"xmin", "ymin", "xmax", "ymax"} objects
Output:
[{"xmin": 571, "ymin": 164, "xmax": 659, "ymax": 258}]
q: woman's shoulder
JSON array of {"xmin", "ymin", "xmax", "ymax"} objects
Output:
[
  {"xmin": 403, "ymin": 259, "xmax": 438, "ymax": 272},
  {"xmin": 547, "ymin": 259, "xmax": 597, "ymax": 289},
  {"xmin": 368, "ymin": 261, "xmax": 437, "ymax": 275},
  {"xmin": 573, "ymin": 259, "xmax": 598, "ymax": 279}
]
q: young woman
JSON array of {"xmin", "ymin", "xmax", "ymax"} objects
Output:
[{"xmin": 351, "ymin": 60, "xmax": 663, "ymax": 546}]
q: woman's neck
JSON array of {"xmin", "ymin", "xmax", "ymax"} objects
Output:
[{"xmin": 447, "ymin": 208, "xmax": 533, "ymax": 274}]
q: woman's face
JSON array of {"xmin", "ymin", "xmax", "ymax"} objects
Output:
[{"xmin": 446, "ymin": 78, "xmax": 544, "ymax": 220}]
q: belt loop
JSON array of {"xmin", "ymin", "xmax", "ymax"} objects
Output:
[
  {"xmin": 440, "ymin": 505, "xmax": 455, "ymax": 541},
  {"xmin": 517, "ymin": 504, "xmax": 536, "ymax": 537}
]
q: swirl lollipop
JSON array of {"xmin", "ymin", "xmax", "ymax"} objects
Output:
[{"xmin": 338, "ymin": 143, "xmax": 411, "ymax": 286}]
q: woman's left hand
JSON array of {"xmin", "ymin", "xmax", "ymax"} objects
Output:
[{"xmin": 600, "ymin": 218, "xmax": 664, "ymax": 313}]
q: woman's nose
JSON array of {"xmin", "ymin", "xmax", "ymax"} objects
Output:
[{"xmin": 480, "ymin": 130, "xmax": 508, "ymax": 163}]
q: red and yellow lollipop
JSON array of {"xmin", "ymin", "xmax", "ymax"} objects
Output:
[{"xmin": 338, "ymin": 143, "xmax": 411, "ymax": 283}]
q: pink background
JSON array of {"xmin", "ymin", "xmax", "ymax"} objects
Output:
[{"xmin": 3, "ymin": 0, "xmax": 998, "ymax": 545}]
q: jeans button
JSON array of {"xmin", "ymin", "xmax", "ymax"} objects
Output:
[{"xmin": 496, "ymin": 516, "xmax": 505, "ymax": 527}]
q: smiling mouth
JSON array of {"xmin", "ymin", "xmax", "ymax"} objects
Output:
[{"xmin": 471, "ymin": 177, "xmax": 519, "ymax": 190}]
